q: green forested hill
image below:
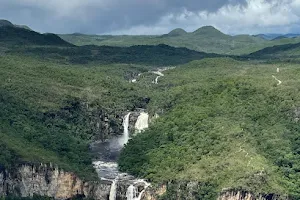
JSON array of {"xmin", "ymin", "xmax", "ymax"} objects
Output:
[
  {"xmin": 0, "ymin": 54, "xmax": 143, "ymax": 180},
  {"xmin": 249, "ymin": 42, "xmax": 300, "ymax": 61},
  {"xmin": 3, "ymin": 21, "xmax": 300, "ymax": 199},
  {"xmin": 0, "ymin": 25, "xmax": 71, "ymax": 46},
  {"xmin": 59, "ymin": 26, "xmax": 300, "ymax": 55},
  {"xmin": 0, "ymin": 31, "xmax": 218, "ymax": 181},
  {"xmin": 119, "ymin": 58, "xmax": 300, "ymax": 199}
]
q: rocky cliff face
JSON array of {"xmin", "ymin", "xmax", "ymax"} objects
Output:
[
  {"xmin": 0, "ymin": 164, "xmax": 287, "ymax": 200},
  {"xmin": 142, "ymin": 182, "xmax": 286, "ymax": 200},
  {"xmin": 217, "ymin": 190, "xmax": 283, "ymax": 200},
  {"xmin": 0, "ymin": 164, "xmax": 111, "ymax": 199}
]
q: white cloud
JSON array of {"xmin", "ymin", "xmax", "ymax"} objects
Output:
[{"xmin": 109, "ymin": 0, "xmax": 300, "ymax": 35}]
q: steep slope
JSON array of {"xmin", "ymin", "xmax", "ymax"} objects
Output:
[
  {"xmin": 0, "ymin": 19, "xmax": 14, "ymax": 27},
  {"xmin": 249, "ymin": 42, "xmax": 300, "ymax": 60},
  {"xmin": 119, "ymin": 58, "xmax": 300, "ymax": 199},
  {"xmin": 167, "ymin": 28, "xmax": 187, "ymax": 37},
  {"xmin": 0, "ymin": 25, "xmax": 72, "ymax": 46},
  {"xmin": 12, "ymin": 44, "xmax": 219, "ymax": 66}
]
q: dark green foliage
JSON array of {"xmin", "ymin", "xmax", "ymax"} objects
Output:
[
  {"xmin": 159, "ymin": 182, "xmax": 218, "ymax": 200},
  {"xmin": 0, "ymin": 89, "xmax": 95, "ymax": 179},
  {"xmin": 119, "ymin": 58, "xmax": 300, "ymax": 197},
  {"xmin": 10, "ymin": 44, "xmax": 218, "ymax": 66},
  {"xmin": 59, "ymin": 26, "xmax": 300, "ymax": 55},
  {"xmin": 0, "ymin": 26, "xmax": 72, "ymax": 46},
  {"xmin": 249, "ymin": 42, "xmax": 300, "ymax": 60},
  {"xmin": 0, "ymin": 20, "xmax": 14, "ymax": 27}
]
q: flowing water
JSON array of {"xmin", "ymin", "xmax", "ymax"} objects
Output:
[
  {"xmin": 109, "ymin": 180, "xmax": 117, "ymax": 200},
  {"xmin": 135, "ymin": 112, "xmax": 149, "ymax": 133},
  {"xmin": 92, "ymin": 112, "xmax": 150, "ymax": 199},
  {"xmin": 126, "ymin": 185, "xmax": 137, "ymax": 200},
  {"xmin": 152, "ymin": 71, "xmax": 164, "ymax": 84}
]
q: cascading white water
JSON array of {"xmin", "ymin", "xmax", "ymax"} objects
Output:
[
  {"xmin": 125, "ymin": 180, "xmax": 151, "ymax": 200},
  {"xmin": 109, "ymin": 180, "xmax": 117, "ymax": 200},
  {"xmin": 154, "ymin": 76, "xmax": 160, "ymax": 84},
  {"xmin": 135, "ymin": 180, "xmax": 151, "ymax": 200},
  {"xmin": 152, "ymin": 71, "xmax": 164, "ymax": 77},
  {"xmin": 119, "ymin": 113, "xmax": 131, "ymax": 146},
  {"xmin": 126, "ymin": 185, "xmax": 137, "ymax": 200},
  {"xmin": 152, "ymin": 71, "xmax": 164, "ymax": 84},
  {"xmin": 135, "ymin": 112, "xmax": 149, "ymax": 133}
]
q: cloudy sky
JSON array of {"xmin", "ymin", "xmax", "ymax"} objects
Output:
[{"xmin": 1, "ymin": 0, "xmax": 300, "ymax": 35}]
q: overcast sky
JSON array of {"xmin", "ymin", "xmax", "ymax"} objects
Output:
[{"xmin": 1, "ymin": 0, "xmax": 300, "ymax": 35}]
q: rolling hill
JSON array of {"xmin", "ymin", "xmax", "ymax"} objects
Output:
[
  {"xmin": 249, "ymin": 42, "xmax": 300, "ymax": 61},
  {"xmin": 0, "ymin": 20, "xmax": 72, "ymax": 46},
  {"xmin": 59, "ymin": 26, "xmax": 300, "ymax": 55},
  {"xmin": 3, "ymin": 20, "xmax": 300, "ymax": 199}
]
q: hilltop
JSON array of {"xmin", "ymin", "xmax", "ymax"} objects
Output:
[
  {"xmin": 249, "ymin": 41, "xmax": 300, "ymax": 61},
  {"xmin": 0, "ymin": 19, "xmax": 71, "ymax": 46},
  {"xmin": 0, "ymin": 19, "xmax": 14, "ymax": 27},
  {"xmin": 192, "ymin": 26, "xmax": 228, "ymax": 38},
  {"xmin": 60, "ymin": 26, "xmax": 300, "ymax": 55},
  {"xmin": 3, "ymin": 20, "xmax": 300, "ymax": 199},
  {"xmin": 166, "ymin": 28, "xmax": 187, "ymax": 36}
]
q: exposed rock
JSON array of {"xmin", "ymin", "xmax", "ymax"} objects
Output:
[
  {"xmin": 218, "ymin": 190, "xmax": 284, "ymax": 200},
  {"xmin": 0, "ymin": 164, "xmax": 111, "ymax": 199},
  {"xmin": 141, "ymin": 182, "xmax": 285, "ymax": 200},
  {"xmin": 143, "ymin": 184, "xmax": 166, "ymax": 200}
]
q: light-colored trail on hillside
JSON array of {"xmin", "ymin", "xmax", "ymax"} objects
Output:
[
  {"xmin": 152, "ymin": 70, "xmax": 165, "ymax": 84},
  {"xmin": 272, "ymin": 75, "xmax": 282, "ymax": 85}
]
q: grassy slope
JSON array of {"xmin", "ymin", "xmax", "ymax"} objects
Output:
[
  {"xmin": 0, "ymin": 26, "xmax": 71, "ymax": 46},
  {"xmin": 59, "ymin": 27, "xmax": 300, "ymax": 55},
  {"xmin": 249, "ymin": 42, "xmax": 300, "ymax": 61},
  {"xmin": 119, "ymin": 58, "xmax": 300, "ymax": 198},
  {"xmin": 3, "ymin": 23, "xmax": 300, "ymax": 198},
  {"xmin": 0, "ymin": 35, "xmax": 218, "ymax": 181},
  {"xmin": 0, "ymin": 53, "xmax": 149, "ymax": 180}
]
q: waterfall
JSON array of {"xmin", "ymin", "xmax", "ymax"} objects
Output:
[
  {"xmin": 136, "ymin": 180, "xmax": 151, "ymax": 200},
  {"xmin": 126, "ymin": 185, "xmax": 137, "ymax": 200},
  {"xmin": 135, "ymin": 112, "xmax": 149, "ymax": 133},
  {"xmin": 109, "ymin": 180, "xmax": 117, "ymax": 200},
  {"xmin": 154, "ymin": 76, "xmax": 160, "ymax": 84},
  {"xmin": 125, "ymin": 180, "xmax": 151, "ymax": 200},
  {"xmin": 152, "ymin": 71, "xmax": 164, "ymax": 84},
  {"xmin": 119, "ymin": 113, "xmax": 131, "ymax": 146}
]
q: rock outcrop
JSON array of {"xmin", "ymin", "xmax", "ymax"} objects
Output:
[
  {"xmin": 218, "ymin": 190, "xmax": 283, "ymax": 200},
  {"xmin": 141, "ymin": 182, "xmax": 286, "ymax": 200},
  {"xmin": 0, "ymin": 164, "xmax": 111, "ymax": 199}
]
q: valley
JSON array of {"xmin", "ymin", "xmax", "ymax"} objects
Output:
[{"xmin": 1, "ymin": 19, "xmax": 300, "ymax": 200}]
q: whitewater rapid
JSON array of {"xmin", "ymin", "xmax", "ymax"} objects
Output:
[
  {"xmin": 152, "ymin": 70, "xmax": 164, "ymax": 84},
  {"xmin": 135, "ymin": 112, "xmax": 149, "ymax": 133},
  {"xmin": 93, "ymin": 112, "xmax": 150, "ymax": 199}
]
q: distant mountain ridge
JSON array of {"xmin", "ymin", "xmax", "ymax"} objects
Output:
[
  {"xmin": 167, "ymin": 28, "xmax": 187, "ymax": 36},
  {"xmin": 0, "ymin": 19, "xmax": 72, "ymax": 46},
  {"xmin": 254, "ymin": 33, "xmax": 300, "ymax": 40},
  {"xmin": 60, "ymin": 26, "xmax": 269, "ymax": 55}
]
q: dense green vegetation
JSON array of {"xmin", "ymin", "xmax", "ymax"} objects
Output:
[
  {"xmin": 249, "ymin": 42, "xmax": 300, "ymax": 61},
  {"xmin": 10, "ymin": 44, "xmax": 218, "ymax": 66},
  {"xmin": 119, "ymin": 58, "xmax": 300, "ymax": 198},
  {"xmin": 0, "ymin": 24, "xmax": 219, "ymax": 181},
  {"xmin": 0, "ymin": 52, "xmax": 153, "ymax": 180},
  {"xmin": 4, "ymin": 19, "xmax": 300, "ymax": 198},
  {"xmin": 59, "ymin": 26, "xmax": 300, "ymax": 55},
  {"xmin": 0, "ymin": 25, "xmax": 71, "ymax": 46}
]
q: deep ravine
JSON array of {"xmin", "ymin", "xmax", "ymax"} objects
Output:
[{"xmin": 92, "ymin": 111, "xmax": 150, "ymax": 200}]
